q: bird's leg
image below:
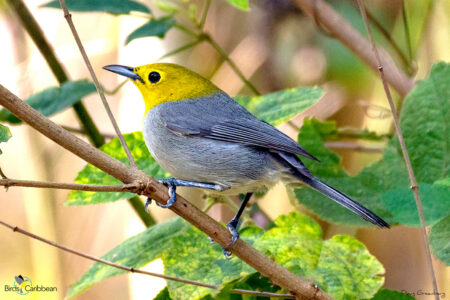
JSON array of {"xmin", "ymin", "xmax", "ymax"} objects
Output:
[
  {"xmin": 222, "ymin": 192, "xmax": 253, "ymax": 259},
  {"xmin": 145, "ymin": 178, "xmax": 222, "ymax": 210}
]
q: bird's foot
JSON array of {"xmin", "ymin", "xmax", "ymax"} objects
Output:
[
  {"xmin": 222, "ymin": 218, "xmax": 240, "ymax": 259},
  {"xmin": 146, "ymin": 178, "xmax": 221, "ymax": 210}
]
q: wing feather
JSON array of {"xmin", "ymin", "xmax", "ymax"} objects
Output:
[{"xmin": 159, "ymin": 93, "xmax": 318, "ymax": 161}]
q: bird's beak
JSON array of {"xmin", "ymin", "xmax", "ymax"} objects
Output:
[{"xmin": 103, "ymin": 64, "xmax": 144, "ymax": 83}]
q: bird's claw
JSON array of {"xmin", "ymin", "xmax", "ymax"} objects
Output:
[
  {"xmin": 145, "ymin": 180, "xmax": 177, "ymax": 209},
  {"xmin": 226, "ymin": 219, "xmax": 240, "ymax": 248},
  {"xmin": 207, "ymin": 219, "xmax": 240, "ymax": 260},
  {"xmin": 222, "ymin": 218, "xmax": 240, "ymax": 260},
  {"xmin": 144, "ymin": 197, "xmax": 152, "ymax": 212},
  {"xmin": 156, "ymin": 182, "xmax": 176, "ymax": 208}
]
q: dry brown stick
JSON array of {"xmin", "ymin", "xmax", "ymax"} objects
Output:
[
  {"xmin": 57, "ymin": 0, "xmax": 136, "ymax": 168},
  {"xmin": 0, "ymin": 220, "xmax": 295, "ymax": 299},
  {"xmin": 0, "ymin": 178, "xmax": 139, "ymax": 193},
  {"xmin": 292, "ymin": 0, "xmax": 414, "ymax": 97},
  {"xmin": 355, "ymin": 1, "xmax": 439, "ymax": 299},
  {"xmin": 0, "ymin": 85, "xmax": 332, "ymax": 300}
]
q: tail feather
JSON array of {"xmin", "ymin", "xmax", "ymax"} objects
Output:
[
  {"xmin": 299, "ymin": 173, "xmax": 390, "ymax": 228},
  {"xmin": 278, "ymin": 152, "xmax": 390, "ymax": 228}
]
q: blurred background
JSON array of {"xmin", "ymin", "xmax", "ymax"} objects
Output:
[{"xmin": 0, "ymin": 0, "xmax": 449, "ymax": 299}]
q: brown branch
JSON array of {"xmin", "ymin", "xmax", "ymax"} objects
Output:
[
  {"xmin": 0, "ymin": 178, "xmax": 140, "ymax": 193},
  {"xmin": 0, "ymin": 220, "xmax": 295, "ymax": 299},
  {"xmin": 292, "ymin": 0, "xmax": 414, "ymax": 97},
  {"xmin": 0, "ymin": 86, "xmax": 332, "ymax": 300},
  {"xmin": 57, "ymin": 0, "xmax": 136, "ymax": 168},
  {"xmin": 355, "ymin": 1, "xmax": 439, "ymax": 299}
]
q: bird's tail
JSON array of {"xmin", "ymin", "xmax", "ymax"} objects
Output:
[
  {"xmin": 298, "ymin": 173, "xmax": 390, "ymax": 228},
  {"xmin": 279, "ymin": 153, "xmax": 390, "ymax": 228}
]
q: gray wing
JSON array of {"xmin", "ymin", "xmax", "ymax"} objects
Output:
[{"xmin": 160, "ymin": 92, "xmax": 318, "ymax": 161}]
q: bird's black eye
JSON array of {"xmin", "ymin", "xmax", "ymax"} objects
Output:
[{"xmin": 148, "ymin": 71, "xmax": 161, "ymax": 83}]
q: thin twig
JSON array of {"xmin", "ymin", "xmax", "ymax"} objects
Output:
[
  {"xmin": 174, "ymin": 23, "xmax": 198, "ymax": 37},
  {"xmin": 103, "ymin": 79, "xmax": 127, "ymax": 95},
  {"xmin": 158, "ymin": 38, "xmax": 204, "ymax": 61},
  {"xmin": 0, "ymin": 85, "xmax": 333, "ymax": 300},
  {"xmin": 203, "ymin": 34, "xmax": 261, "ymax": 95},
  {"xmin": 0, "ymin": 220, "xmax": 295, "ymax": 299},
  {"xmin": 0, "ymin": 178, "xmax": 140, "ymax": 193},
  {"xmin": 355, "ymin": 1, "xmax": 439, "ymax": 299},
  {"xmin": 0, "ymin": 167, "xmax": 7, "ymax": 179},
  {"xmin": 57, "ymin": 0, "xmax": 136, "ymax": 168},
  {"xmin": 199, "ymin": 0, "xmax": 211, "ymax": 29}
]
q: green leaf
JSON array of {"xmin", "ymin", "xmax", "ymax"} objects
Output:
[
  {"xmin": 295, "ymin": 118, "xmax": 397, "ymax": 226},
  {"xmin": 400, "ymin": 62, "xmax": 450, "ymax": 183},
  {"xmin": 126, "ymin": 17, "xmax": 176, "ymax": 45},
  {"xmin": 254, "ymin": 213, "xmax": 323, "ymax": 277},
  {"xmin": 0, "ymin": 124, "xmax": 11, "ymax": 143},
  {"xmin": 217, "ymin": 273, "xmax": 280, "ymax": 300},
  {"xmin": 383, "ymin": 183, "xmax": 450, "ymax": 227},
  {"xmin": 67, "ymin": 217, "xmax": 189, "ymax": 299},
  {"xmin": 68, "ymin": 132, "xmax": 169, "ymax": 205},
  {"xmin": 435, "ymin": 177, "xmax": 450, "ymax": 187},
  {"xmin": 155, "ymin": 0, "xmax": 180, "ymax": 14},
  {"xmin": 41, "ymin": 0, "xmax": 150, "ymax": 15},
  {"xmin": 371, "ymin": 289, "xmax": 416, "ymax": 300},
  {"xmin": 256, "ymin": 213, "xmax": 384, "ymax": 300},
  {"xmin": 153, "ymin": 287, "xmax": 172, "ymax": 300},
  {"xmin": 429, "ymin": 215, "xmax": 450, "ymax": 266},
  {"xmin": 0, "ymin": 80, "xmax": 96, "ymax": 124},
  {"xmin": 226, "ymin": 0, "xmax": 250, "ymax": 11},
  {"xmin": 0, "ymin": 123, "xmax": 12, "ymax": 154},
  {"xmin": 163, "ymin": 225, "xmax": 260, "ymax": 299},
  {"xmin": 234, "ymin": 87, "xmax": 323, "ymax": 127},
  {"xmin": 310, "ymin": 235, "xmax": 384, "ymax": 300},
  {"xmin": 163, "ymin": 213, "xmax": 383, "ymax": 300}
]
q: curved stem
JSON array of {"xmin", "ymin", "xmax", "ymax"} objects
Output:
[{"xmin": 356, "ymin": 1, "xmax": 439, "ymax": 299}]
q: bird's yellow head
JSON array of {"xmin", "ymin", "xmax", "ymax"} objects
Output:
[{"xmin": 103, "ymin": 63, "xmax": 220, "ymax": 113}]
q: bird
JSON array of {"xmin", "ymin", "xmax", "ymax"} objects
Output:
[
  {"xmin": 103, "ymin": 63, "xmax": 389, "ymax": 257},
  {"xmin": 15, "ymin": 275, "xmax": 29, "ymax": 294}
]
